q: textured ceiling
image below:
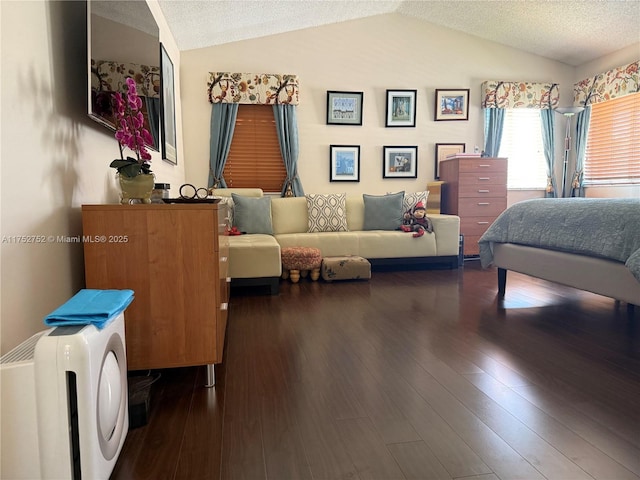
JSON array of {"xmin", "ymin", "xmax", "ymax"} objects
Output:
[{"xmin": 157, "ymin": 0, "xmax": 640, "ymax": 66}]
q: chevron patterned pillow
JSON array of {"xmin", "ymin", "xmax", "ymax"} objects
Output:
[{"xmin": 306, "ymin": 193, "xmax": 349, "ymax": 233}]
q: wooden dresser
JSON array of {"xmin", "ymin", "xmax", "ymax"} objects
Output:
[
  {"xmin": 439, "ymin": 156, "xmax": 508, "ymax": 256},
  {"xmin": 81, "ymin": 203, "xmax": 229, "ymax": 381}
]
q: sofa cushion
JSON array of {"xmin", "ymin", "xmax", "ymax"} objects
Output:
[
  {"xmin": 306, "ymin": 193, "xmax": 348, "ymax": 232},
  {"xmin": 231, "ymin": 193, "xmax": 273, "ymax": 234},
  {"xmin": 272, "ymin": 197, "xmax": 309, "ymax": 234},
  {"xmin": 227, "ymin": 234, "xmax": 281, "ymax": 278},
  {"xmin": 363, "ymin": 192, "xmax": 404, "ymax": 230}
]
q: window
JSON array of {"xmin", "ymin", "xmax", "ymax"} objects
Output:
[
  {"xmin": 584, "ymin": 93, "xmax": 640, "ymax": 185},
  {"xmin": 224, "ymin": 105, "xmax": 287, "ymax": 192},
  {"xmin": 497, "ymin": 108, "xmax": 547, "ymax": 189}
]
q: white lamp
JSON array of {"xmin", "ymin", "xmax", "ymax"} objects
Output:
[{"xmin": 554, "ymin": 106, "xmax": 585, "ymax": 197}]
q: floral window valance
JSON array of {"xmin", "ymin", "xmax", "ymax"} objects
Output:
[
  {"xmin": 207, "ymin": 72, "xmax": 299, "ymax": 105},
  {"xmin": 91, "ymin": 60, "xmax": 160, "ymax": 98},
  {"xmin": 574, "ymin": 61, "xmax": 639, "ymax": 107},
  {"xmin": 481, "ymin": 81, "xmax": 560, "ymax": 109}
]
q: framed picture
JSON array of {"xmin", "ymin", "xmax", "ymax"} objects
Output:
[
  {"xmin": 385, "ymin": 89, "xmax": 416, "ymax": 127},
  {"xmin": 326, "ymin": 91, "xmax": 363, "ymax": 125},
  {"xmin": 383, "ymin": 146, "xmax": 418, "ymax": 178},
  {"xmin": 330, "ymin": 145, "xmax": 360, "ymax": 182},
  {"xmin": 434, "ymin": 143, "xmax": 465, "ymax": 179},
  {"xmin": 435, "ymin": 89, "xmax": 470, "ymax": 121},
  {"xmin": 160, "ymin": 43, "xmax": 177, "ymax": 164}
]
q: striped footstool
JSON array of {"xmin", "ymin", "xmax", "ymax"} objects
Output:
[
  {"xmin": 281, "ymin": 247, "xmax": 322, "ymax": 283},
  {"xmin": 321, "ymin": 256, "xmax": 371, "ymax": 282}
]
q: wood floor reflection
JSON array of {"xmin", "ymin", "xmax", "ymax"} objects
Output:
[{"xmin": 111, "ymin": 261, "xmax": 640, "ymax": 480}]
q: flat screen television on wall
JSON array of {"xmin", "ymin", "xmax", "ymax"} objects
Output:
[{"xmin": 87, "ymin": 0, "xmax": 160, "ymax": 151}]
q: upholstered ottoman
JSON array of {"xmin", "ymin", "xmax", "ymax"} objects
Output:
[
  {"xmin": 321, "ymin": 256, "xmax": 371, "ymax": 282},
  {"xmin": 281, "ymin": 247, "xmax": 322, "ymax": 283}
]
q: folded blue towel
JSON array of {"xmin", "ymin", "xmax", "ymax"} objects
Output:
[{"xmin": 44, "ymin": 289, "xmax": 134, "ymax": 329}]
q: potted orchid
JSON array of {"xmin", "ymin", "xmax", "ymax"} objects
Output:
[
  {"xmin": 109, "ymin": 77, "xmax": 155, "ymax": 203},
  {"xmin": 109, "ymin": 77, "xmax": 153, "ymax": 178}
]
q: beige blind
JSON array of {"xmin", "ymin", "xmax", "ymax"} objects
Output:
[
  {"xmin": 584, "ymin": 93, "xmax": 640, "ymax": 184},
  {"xmin": 224, "ymin": 105, "xmax": 287, "ymax": 192}
]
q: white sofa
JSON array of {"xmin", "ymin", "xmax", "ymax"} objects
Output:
[{"xmin": 213, "ymin": 189, "xmax": 461, "ymax": 294}]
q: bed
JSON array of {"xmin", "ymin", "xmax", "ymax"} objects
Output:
[{"xmin": 478, "ymin": 198, "xmax": 640, "ymax": 306}]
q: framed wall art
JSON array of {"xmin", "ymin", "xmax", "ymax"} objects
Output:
[
  {"xmin": 330, "ymin": 145, "xmax": 360, "ymax": 182},
  {"xmin": 434, "ymin": 88, "xmax": 470, "ymax": 121},
  {"xmin": 385, "ymin": 89, "xmax": 416, "ymax": 127},
  {"xmin": 326, "ymin": 91, "xmax": 363, "ymax": 125},
  {"xmin": 434, "ymin": 143, "xmax": 465, "ymax": 179},
  {"xmin": 383, "ymin": 146, "xmax": 418, "ymax": 178},
  {"xmin": 160, "ymin": 43, "xmax": 177, "ymax": 164}
]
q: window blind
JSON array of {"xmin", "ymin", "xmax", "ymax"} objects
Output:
[
  {"xmin": 585, "ymin": 93, "xmax": 640, "ymax": 184},
  {"xmin": 224, "ymin": 105, "xmax": 287, "ymax": 192}
]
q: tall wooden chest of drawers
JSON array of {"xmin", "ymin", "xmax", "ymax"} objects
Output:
[
  {"xmin": 440, "ymin": 156, "xmax": 508, "ymax": 256},
  {"xmin": 81, "ymin": 203, "xmax": 230, "ymax": 373}
]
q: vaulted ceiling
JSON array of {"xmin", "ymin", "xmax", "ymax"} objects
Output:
[{"xmin": 157, "ymin": 0, "xmax": 640, "ymax": 66}]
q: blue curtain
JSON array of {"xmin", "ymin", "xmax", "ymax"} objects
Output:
[
  {"xmin": 540, "ymin": 109, "xmax": 557, "ymax": 197},
  {"xmin": 572, "ymin": 107, "xmax": 591, "ymax": 197},
  {"xmin": 208, "ymin": 103, "xmax": 239, "ymax": 188},
  {"xmin": 273, "ymin": 104, "xmax": 304, "ymax": 197},
  {"xmin": 483, "ymin": 108, "xmax": 505, "ymax": 157}
]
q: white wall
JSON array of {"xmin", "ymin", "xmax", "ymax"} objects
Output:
[
  {"xmin": 181, "ymin": 13, "xmax": 575, "ymax": 199},
  {"xmin": 0, "ymin": 0, "xmax": 184, "ymax": 354}
]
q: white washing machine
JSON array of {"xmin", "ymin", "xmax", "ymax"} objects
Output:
[{"xmin": 0, "ymin": 312, "xmax": 129, "ymax": 479}]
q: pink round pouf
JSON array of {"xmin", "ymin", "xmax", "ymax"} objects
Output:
[{"xmin": 281, "ymin": 247, "xmax": 322, "ymax": 283}]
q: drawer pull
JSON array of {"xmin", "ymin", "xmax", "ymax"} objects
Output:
[
  {"xmin": 220, "ymin": 256, "xmax": 228, "ymax": 263},
  {"xmin": 479, "ymin": 164, "xmax": 491, "ymax": 167},
  {"xmin": 477, "ymin": 221, "xmax": 490, "ymax": 225},
  {"xmin": 478, "ymin": 189, "xmax": 490, "ymax": 193},
  {"xmin": 477, "ymin": 202, "xmax": 490, "ymax": 206},
  {"xmin": 226, "ymin": 277, "xmax": 231, "ymax": 283},
  {"xmin": 221, "ymin": 302, "xmax": 229, "ymax": 311},
  {"xmin": 478, "ymin": 177, "xmax": 491, "ymax": 180}
]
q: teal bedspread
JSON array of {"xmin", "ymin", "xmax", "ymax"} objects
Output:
[{"xmin": 478, "ymin": 198, "xmax": 640, "ymax": 282}]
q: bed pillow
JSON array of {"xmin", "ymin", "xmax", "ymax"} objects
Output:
[
  {"xmin": 306, "ymin": 193, "xmax": 349, "ymax": 232},
  {"xmin": 363, "ymin": 191, "xmax": 404, "ymax": 230},
  {"xmin": 231, "ymin": 193, "xmax": 273, "ymax": 234}
]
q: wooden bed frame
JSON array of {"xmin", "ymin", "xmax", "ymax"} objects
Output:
[{"xmin": 492, "ymin": 243, "xmax": 640, "ymax": 307}]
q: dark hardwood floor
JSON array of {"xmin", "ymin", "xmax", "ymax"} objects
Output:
[{"xmin": 111, "ymin": 261, "xmax": 640, "ymax": 480}]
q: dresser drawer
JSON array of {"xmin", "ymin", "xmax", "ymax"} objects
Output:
[
  {"xmin": 460, "ymin": 217, "xmax": 498, "ymax": 236},
  {"xmin": 459, "ymin": 172, "xmax": 508, "ymax": 186},
  {"xmin": 459, "ymin": 158, "xmax": 507, "ymax": 173},
  {"xmin": 458, "ymin": 198, "xmax": 507, "ymax": 217},
  {"xmin": 219, "ymin": 253, "xmax": 229, "ymax": 279},
  {"xmin": 463, "ymin": 235, "xmax": 482, "ymax": 256},
  {"xmin": 459, "ymin": 184, "xmax": 507, "ymax": 198},
  {"xmin": 220, "ymin": 276, "xmax": 230, "ymax": 308}
]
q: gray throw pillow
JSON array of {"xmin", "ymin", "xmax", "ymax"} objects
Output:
[
  {"xmin": 363, "ymin": 192, "xmax": 404, "ymax": 230},
  {"xmin": 231, "ymin": 194, "xmax": 273, "ymax": 234}
]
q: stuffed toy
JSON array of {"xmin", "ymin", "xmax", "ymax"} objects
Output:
[{"xmin": 401, "ymin": 201, "xmax": 433, "ymax": 237}]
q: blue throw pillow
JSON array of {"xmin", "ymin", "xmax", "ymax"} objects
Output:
[
  {"xmin": 231, "ymin": 194, "xmax": 273, "ymax": 234},
  {"xmin": 363, "ymin": 192, "xmax": 404, "ymax": 230}
]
